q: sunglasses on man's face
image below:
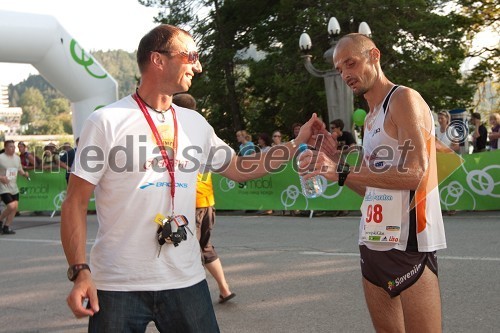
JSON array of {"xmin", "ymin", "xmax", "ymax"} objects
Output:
[{"xmin": 154, "ymin": 50, "xmax": 200, "ymax": 64}]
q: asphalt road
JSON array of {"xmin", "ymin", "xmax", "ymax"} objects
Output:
[{"xmin": 0, "ymin": 211, "xmax": 498, "ymax": 333}]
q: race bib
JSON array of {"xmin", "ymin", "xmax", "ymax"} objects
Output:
[
  {"xmin": 361, "ymin": 187, "xmax": 402, "ymax": 243},
  {"xmin": 6, "ymin": 168, "xmax": 18, "ymax": 180}
]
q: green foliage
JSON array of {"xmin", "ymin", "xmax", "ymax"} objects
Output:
[
  {"xmin": 17, "ymin": 86, "xmax": 70, "ymax": 135},
  {"xmin": 9, "ymin": 75, "xmax": 65, "ymax": 107},
  {"xmin": 91, "ymin": 50, "xmax": 141, "ymax": 98},
  {"xmin": 19, "ymin": 87, "xmax": 46, "ymax": 125},
  {"xmin": 139, "ymin": 0, "xmax": 486, "ymax": 146}
]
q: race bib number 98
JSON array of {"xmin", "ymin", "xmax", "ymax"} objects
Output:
[{"xmin": 361, "ymin": 187, "xmax": 402, "ymax": 243}]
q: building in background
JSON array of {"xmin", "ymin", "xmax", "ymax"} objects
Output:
[{"xmin": 0, "ymin": 85, "xmax": 22, "ymax": 135}]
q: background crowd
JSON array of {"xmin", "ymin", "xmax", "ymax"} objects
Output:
[{"xmin": 235, "ymin": 111, "xmax": 500, "ymax": 156}]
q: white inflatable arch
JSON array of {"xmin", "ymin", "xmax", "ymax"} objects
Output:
[{"xmin": 0, "ymin": 10, "xmax": 118, "ymax": 137}]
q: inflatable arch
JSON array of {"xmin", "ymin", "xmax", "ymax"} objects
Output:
[{"xmin": 0, "ymin": 10, "xmax": 118, "ymax": 137}]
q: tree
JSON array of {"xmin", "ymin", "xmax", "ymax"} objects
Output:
[
  {"xmin": 18, "ymin": 87, "xmax": 70, "ymax": 135},
  {"xmin": 455, "ymin": 0, "xmax": 499, "ymax": 83},
  {"xmin": 47, "ymin": 98, "xmax": 71, "ymax": 117},
  {"xmin": 19, "ymin": 87, "xmax": 46, "ymax": 125},
  {"xmin": 139, "ymin": 0, "xmax": 486, "ymax": 145},
  {"xmin": 91, "ymin": 50, "xmax": 141, "ymax": 98},
  {"xmin": 452, "ymin": 0, "xmax": 499, "ymax": 114}
]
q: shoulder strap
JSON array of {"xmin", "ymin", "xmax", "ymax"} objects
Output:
[{"xmin": 382, "ymin": 85, "xmax": 400, "ymax": 114}]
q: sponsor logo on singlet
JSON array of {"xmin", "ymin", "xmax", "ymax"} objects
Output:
[{"xmin": 371, "ymin": 128, "xmax": 381, "ymax": 137}]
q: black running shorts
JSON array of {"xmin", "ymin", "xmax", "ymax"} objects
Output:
[
  {"xmin": 1, "ymin": 193, "xmax": 19, "ymax": 205},
  {"xmin": 359, "ymin": 245, "xmax": 438, "ymax": 297}
]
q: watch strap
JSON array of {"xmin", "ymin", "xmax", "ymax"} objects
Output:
[
  {"xmin": 68, "ymin": 263, "xmax": 91, "ymax": 281},
  {"xmin": 337, "ymin": 162, "xmax": 350, "ymax": 186}
]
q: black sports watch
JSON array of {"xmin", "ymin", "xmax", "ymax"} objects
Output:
[
  {"xmin": 67, "ymin": 263, "xmax": 91, "ymax": 282},
  {"xmin": 337, "ymin": 162, "xmax": 350, "ymax": 186}
]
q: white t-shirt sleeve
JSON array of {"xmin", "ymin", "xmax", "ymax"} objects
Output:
[
  {"xmin": 200, "ymin": 125, "xmax": 235, "ymax": 172},
  {"xmin": 73, "ymin": 115, "xmax": 109, "ymax": 185}
]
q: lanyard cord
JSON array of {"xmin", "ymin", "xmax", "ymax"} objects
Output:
[{"xmin": 133, "ymin": 93, "xmax": 178, "ymax": 213}]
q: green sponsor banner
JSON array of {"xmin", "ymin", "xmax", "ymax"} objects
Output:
[
  {"xmin": 17, "ymin": 171, "xmax": 95, "ymax": 212},
  {"xmin": 14, "ymin": 151, "xmax": 498, "ymax": 212},
  {"xmin": 438, "ymin": 150, "xmax": 500, "ymax": 210},
  {"xmin": 213, "ymin": 150, "xmax": 500, "ymax": 211}
]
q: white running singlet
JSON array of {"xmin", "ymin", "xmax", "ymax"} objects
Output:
[{"xmin": 359, "ymin": 85, "xmax": 447, "ymax": 252}]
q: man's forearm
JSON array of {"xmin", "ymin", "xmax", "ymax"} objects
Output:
[
  {"xmin": 223, "ymin": 140, "xmax": 301, "ymax": 182},
  {"xmin": 347, "ymin": 164, "xmax": 424, "ymax": 192},
  {"xmin": 60, "ymin": 200, "xmax": 88, "ymax": 265}
]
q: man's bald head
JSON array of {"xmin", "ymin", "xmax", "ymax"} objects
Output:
[{"xmin": 336, "ymin": 33, "xmax": 377, "ymax": 56}]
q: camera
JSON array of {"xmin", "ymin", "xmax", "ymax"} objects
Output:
[{"xmin": 157, "ymin": 215, "xmax": 191, "ymax": 247}]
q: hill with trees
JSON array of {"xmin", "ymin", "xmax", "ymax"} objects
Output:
[{"xmin": 7, "ymin": 50, "xmax": 139, "ymax": 135}]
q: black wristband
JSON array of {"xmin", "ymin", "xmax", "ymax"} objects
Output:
[{"xmin": 337, "ymin": 162, "xmax": 350, "ymax": 186}]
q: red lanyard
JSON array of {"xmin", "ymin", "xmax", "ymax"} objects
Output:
[{"xmin": 133, "ymin": 93, "xmax": 178, "ymax": 213}]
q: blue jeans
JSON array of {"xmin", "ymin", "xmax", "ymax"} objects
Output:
[{"xmin": 88, "ymin": 279, "xmax": 219, "ymax": 333}]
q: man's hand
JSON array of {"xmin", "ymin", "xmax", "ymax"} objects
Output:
[
  {"xmin": 66, "ymin": 270, "xmax": 99, "ymax": 318},
  {"xmin": 0, "ymin": 176, "xmax": 9, "ymax": 184},
  {"xmin": 297, "ymin": 149, "xmax": 341, "ymax": 183},
  {"xmin": 312, "ymin": 128, "xmax": 339, "ymax": 159},
  {"xmin": 295, "ymin": 113, "xmax": 327, "ymax": 146}
]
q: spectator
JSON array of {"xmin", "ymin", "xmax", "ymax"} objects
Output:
[
  {"xmin": 0, "ymin": 140, "xmax": 30, "ymax": 234},
  {"xmin": 41, "ymin": 143, "xmax": 69, "ymax": 171},
  {"xmin": 291, "ymin": 122, "xmax": 302, "ymax": 139},
  {"xmin": 236, "ymin": 130, "xmax": 256, "ymax": 156},
  {"xmin": 17, "ymin": 141, "xmax": 38, "ymax": 170},
  {"xmin": 257, "ymin": 133, "xmax": 272, "ymax": 153},
  {"xmin": 435, "ymin": 111, "xmax": 460, "ymax": 152},
  {"xmin": 173, "ymin": 92, "xmax": 236, "ymax": 304},
  {"xmin": 173, "ymin": 93, "xmax": 197, "ymax": 110},
  {"xmin": 488, "ymin": 113, "xmax": 500, "ymax": 150},
  {"xmin": 330, "ymin": 119, "xmax": 356, "ymax": 151},
  {"xmin": 272, "ymin": 130, "xmax": 283, "ymax": 146},
  {"xmin": 471, "ymin": 112, "xmax": 487, "ymax": 153},
  {"xmin": 60, "ymin": 142, "xmax": 76, "ymax": 183}
]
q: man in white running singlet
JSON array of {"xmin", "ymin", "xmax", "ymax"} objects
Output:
[{"xmin": 299, "ymin": 33, "xmax": 446, "ymax": 332}]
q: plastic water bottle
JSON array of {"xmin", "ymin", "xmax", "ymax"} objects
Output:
[{"xmin": 297, "ymin": 143, "xmax": 326, "ymax": 198}]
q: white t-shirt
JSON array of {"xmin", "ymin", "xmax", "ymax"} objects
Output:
[
  {"xmin": 74, "ymin": 95, "xmax": 235, "ymax": 291},
  {"xmin": 435, "ymin": 125, "xmax": 458, "ymax": 148},
  {"xmin": 0, "ymin": 153, "xmax": 23, "ymax": 195}
]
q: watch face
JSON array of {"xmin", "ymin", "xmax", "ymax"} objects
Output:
[
  {"xmin": 67, "ymin": 264, "xmax": 89, "ymax": 281},
  {"xmin": 67, "ymin": 266, "xmax": 75, "ymax": 281}
]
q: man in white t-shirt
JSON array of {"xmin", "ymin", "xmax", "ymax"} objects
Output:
[
  {"xmin": 60, "ymin": 24, "xmax": 319, "ymax": 332},
  {"xmin": 0, "ymin": 140, "xmax": 29, "ymax": 235}
]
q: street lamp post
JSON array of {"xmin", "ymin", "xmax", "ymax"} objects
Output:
[{"xmin": 299, "ymin": 17, "xmax": 372, "ymax": 131}]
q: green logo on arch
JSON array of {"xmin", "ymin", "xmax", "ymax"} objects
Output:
[{"xmin": 70, "ymin": 39, "xmax": 107, "ymax": 79}]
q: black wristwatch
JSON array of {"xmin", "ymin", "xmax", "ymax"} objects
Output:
[
  {"xmin": 67, "ymin": 263, "xmax": 91, "ymax": 282},
  {"xmin": 337, "ymin": 162, "xmax": 350, "ymax": 186}
]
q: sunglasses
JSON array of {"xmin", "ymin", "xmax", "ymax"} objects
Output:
[{"xmin": 154, "ymin": 50, "xmax": 200, "ymax": 64}]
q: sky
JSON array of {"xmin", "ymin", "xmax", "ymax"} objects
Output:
[{"xmin": 0, "ymin": 0, "xmax": 160, "ymax": 85}]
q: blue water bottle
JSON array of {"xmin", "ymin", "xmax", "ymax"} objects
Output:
[{"xmin": 297, "ymin": 143, "xmax": 326, "ymax": 198}]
